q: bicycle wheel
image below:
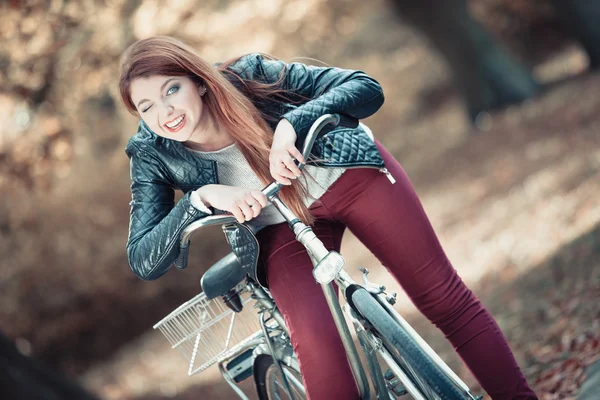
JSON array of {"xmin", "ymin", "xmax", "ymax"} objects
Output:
[
  {"xmin": 349, "ymin": 286, "xmax": 468, "ymax": 400},
  {"xmin": 254, "ymin": 355, "xmax": 307, "ymax": 400}
]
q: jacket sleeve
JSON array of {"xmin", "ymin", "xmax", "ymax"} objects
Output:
[
  {"xmin": 126, "ymin": 147, "xmax": 209, "ymax": 280},
  {"xmin": 239, "ymin": 53, "xmax": 385, "ymax": 145}
]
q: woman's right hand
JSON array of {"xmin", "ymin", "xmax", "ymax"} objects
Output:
[
  {"xmin": 195, "ymin": 184, "xmax": 268, "ymax": 223},
  {"xmin": 270, "ymin": 118, "xmax": 305, "ymax": 185}
]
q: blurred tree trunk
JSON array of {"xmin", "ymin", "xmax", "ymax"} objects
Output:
[
  {"xmin": 389, "ymin": 0, "xmax": 539, "ymax": 121},
  {"xmin": 550, "ymin": 0, "xmax": 600, "ymax": 68},
  {"xmin": 0, "ymin": 332, "xmax": 99, "ymax": 400}
]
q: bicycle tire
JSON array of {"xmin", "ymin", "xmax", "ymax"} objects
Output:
[
  {"xmin": 349, "ymin": 286, "xmax": 468, "ymax": 400},
  {"xmin": 254, "ymin": 355, "xmax": 306, "ymax": 400}
]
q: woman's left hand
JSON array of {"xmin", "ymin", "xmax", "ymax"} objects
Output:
[{"xmin": 269, "ymin": 119, "xmax": 305, "ymax": 185}]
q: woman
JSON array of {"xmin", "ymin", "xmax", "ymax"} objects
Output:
[{"xmin": 118, "ymin": 36, "xmax": 537, "ymax": 399}]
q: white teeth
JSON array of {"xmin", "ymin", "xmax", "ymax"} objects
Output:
[{"xmin": 166, "ymin": 115, "xmax": 184, "ymax": 129}]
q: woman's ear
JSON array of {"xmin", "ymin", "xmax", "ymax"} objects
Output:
[{"xmin": 199, "ymin": 85, "xmax": 207, "ymax": 96}]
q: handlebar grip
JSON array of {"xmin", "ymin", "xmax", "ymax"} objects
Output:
[
  {"xmin": 174, "ymin": 242, "xmax": 190, "ymax": 270},
  {"xmin": 336, "ymin": 114, "xmax": 359, "ymax": 129}
]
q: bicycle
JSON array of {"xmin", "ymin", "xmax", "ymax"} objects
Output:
[{"xmin": 153, "ymin": 114, "xmax": 484, "ymax": 400}]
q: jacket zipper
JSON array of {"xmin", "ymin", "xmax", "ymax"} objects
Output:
[
  {"xmin": 320, "ymin": 134, "xmax": 395, "ymax": 183},
  {"xmin": 332, "ymin": 164, "xmax": 396, "ymax": 184},
  {"xmin": 213, "ymin": 160, "xmax": 219, "ymax": 184},
  {"xmin": 379, "ymin": 167, "xmax": 396, "ymax": 184}
]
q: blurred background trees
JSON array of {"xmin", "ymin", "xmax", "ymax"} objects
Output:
[
  {"xmin": 0, "ymin": 331, "xmax": 100, "ymax": 400},
  {"xmin": 389, "ymin": 0, "xmax": 600, "ymax": 121},
  {"xmin": 550, "ymin": 0, "xmax": 600, "ymax": 68}
]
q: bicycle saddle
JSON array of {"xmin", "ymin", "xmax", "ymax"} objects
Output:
[{"xmin": 200, "ymin": 252, "xmax": 247, "ymax": 299}]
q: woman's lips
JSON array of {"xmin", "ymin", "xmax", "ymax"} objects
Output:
[{"xmin": 164, "ymin": 114, "xmax": 186, "ymax": 133}]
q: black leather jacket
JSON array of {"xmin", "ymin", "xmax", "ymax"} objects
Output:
[{"xmin": 125, "ymin": 53, "xmax": 385, "ymax": 281}]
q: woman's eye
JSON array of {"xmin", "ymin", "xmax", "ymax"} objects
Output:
[{"xmin": 139, "ymin": 84, "xmax": 178, "ymax": 113}]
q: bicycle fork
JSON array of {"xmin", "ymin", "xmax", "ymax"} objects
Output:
[
  {"xmin": 343, "ymin": 274, "xmax": 480, "ymax": 400},
  {"xmin": 347, "ymin": 306, "xmax": 424, "ymax": 400},
  {"xmin": 280, "ymin": 212, "xmax": 372, "ymax": 400}
]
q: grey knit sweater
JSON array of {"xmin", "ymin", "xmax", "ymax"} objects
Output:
[{"xmin": 188, "ymin": 143, "xmax": 346, "ymax": 230}]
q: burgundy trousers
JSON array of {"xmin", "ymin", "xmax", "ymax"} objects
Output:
[{"xmin": 255, "ymin": 141, "xmax": 537, "ymax": 400}]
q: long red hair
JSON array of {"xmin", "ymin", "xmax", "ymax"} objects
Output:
[{"xmin": 118, "ymin": 36, "xmax": 313, "ymax": 224}]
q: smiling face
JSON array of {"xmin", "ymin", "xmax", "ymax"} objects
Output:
[{"xmin": 129, "ymin": 75, "xmax": 207, "ymax": 142}]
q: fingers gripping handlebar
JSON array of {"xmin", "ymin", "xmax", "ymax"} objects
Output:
[{"xmin": 173, "ymin": 113, "xmax": 359, "ymax": 270}]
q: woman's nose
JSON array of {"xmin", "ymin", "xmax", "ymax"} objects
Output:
[{"xmin": 161, "ymin": 104, "xmax": 174, "ymax": 121}]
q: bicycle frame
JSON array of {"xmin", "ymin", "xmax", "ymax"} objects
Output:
[{"xmin": 178, "ymin": 114, "xmax": 477, "ymax": 400}]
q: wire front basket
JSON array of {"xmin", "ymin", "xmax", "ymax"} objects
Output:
[{"xmin": 153, "ymin": 289, "xmax": 263, "ymax": 375}]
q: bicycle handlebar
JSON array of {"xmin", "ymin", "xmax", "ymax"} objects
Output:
[
  {"xmin": 260, "ymin": 113, "xmax": 358, "ymax": 200},
  {"xmin": 174, "ymin": 113, "xmax": 358, "ymax": 269}
]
